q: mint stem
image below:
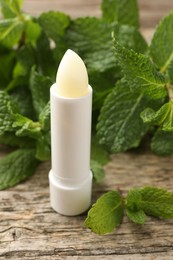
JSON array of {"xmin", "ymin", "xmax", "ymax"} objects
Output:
[{"xmin": 166, "ymin": 84, "xmax": 173, "ymax": 100}]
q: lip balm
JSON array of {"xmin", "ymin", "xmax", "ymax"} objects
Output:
[{"xmin": 49, "ymin": 49, "xmax": 92, "ymax": 216}]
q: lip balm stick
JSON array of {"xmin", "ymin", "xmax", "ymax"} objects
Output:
[{"xmin": 49, "ymin": 49, "xmax": 92, "ymax": 216}]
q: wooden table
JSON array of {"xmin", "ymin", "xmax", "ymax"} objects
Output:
[{"xmin": 1, "ymin": 1, "xmax": 173, "ymax": 259}]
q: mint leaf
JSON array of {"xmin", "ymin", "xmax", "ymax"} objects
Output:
[
  {"xmin": 139, "ymin": 187, "xmax": 173, "ymax": 219},
  {"xmin": 101, "ymin": 0, "xmax": 139, "ymax": 28},
  {"xmin": 97, "ymin": 80, "xmax": 151, "ymax": 152},
  {"xmin": 11, "ymin": 87, "xmax": 36, "ymax": 119},
  {"xmin": 113, "ymin": 24, "xmax": 147, "ymax": 54},
  {"xmin": 126, "ymin": 187, "xmax": 173, "ymax": 220},
  {"xmin": 90, "ymin": 69, "xmax": 118, "ymax": 111},
  {"xmin": 30, "ymin": 68, "xmax": 53, "ymax": 116},
  {"xmin": 0, "ymin": 49, "xmax": 15, "ymax": 88},
  {"xmin": 35, "ymin": 133, "xmax": 50, "ymax": 161},
  {"xmin": 91, "ymin": 137, "xmax": 109, "ymax": 166},
  {"xmin": 90, "ymin": 137, "xmax": 109, "ymax": 183},
  {"xmin": 0, "ymin": 18, "xmax": 24, "ymax": 47},
  {"xmin": 150, "ymin": 12, "xmax": 173, "ymax": 74},
  {"xmin": 65, "ymin": 17, "xmax": 116, "ymax": 72},
  {"xmin": 125, "ymin": 189, "xmax": 146, "ymax": 224},
  {"xmin": 37, "ymin": 102, "xmax": 51, "ymax": 161},
  {"xmin": 125, "ymin": 188, "xmax": 141, "ymax": 211},
  {"xmin": 25, "ymin": 18, "xmax": 41, "ymax": 44},
  {"xmin": 151, "ymin": 129, "xmax": 173, "ymax": 155},
  {"xmin": 0, "ymin": 132, "xmax": 35, "ymax": 148},
  {"xmin": 0, "ymin": 90, "xmax": 17, "ymax": 134},
  {"xmin": 36, "ymin": 32, "xmax": 56, "ymax": 78},
  {"xmin": 0, "ymin": 1, "xmax": 16, "ymax": 18},
  {"xmin": 13, "ymin": 44, "xmax": 36, "ymax": 79},
  {"xmin": 38, "ymin": 11, "xmax": 70, "ymax": 62},
  {"xmin": 126, "ymin": 209, "xmax": 146, "ymax": 225},
  {"xmin": 39, "ymin": 101, "xmax": 50, "ymax": 131},
  {"xmin": 90, "ymin": 23, "xmax": 147, "ymax": 111},
  {"xmin": 85, "ymin": 191, "xmax": 123, "ymax": 234},
  {"xmin": 113, "ymin": 40, "xmax": 167, "ymax": 99},
  {"xmin": 38, "ymin": 11, "xmax": 70, "ymax": 42},
  {"xmin": 7, "ymin": 0, "xmax": 23, "ymax": 15},
  {"xmin": 90, "ymin": 159, "xmax": 105, "ymax": 183},
  {"xmin": 0, "ymin": 149, "xmax": 38, "ymax": 190},
  {"xmin": 0, "ymin": 0, "xmax": 23, "ymax": 18},
  {"xmin": 141, "ymin": 101, "xmax": 173, "ymax": 131}
]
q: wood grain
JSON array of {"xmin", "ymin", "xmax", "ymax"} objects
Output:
[
  {"xmin": 23, "ymin": 0, "xmax": 173, "ymax": 28},
  {"xmin": 1, "ymin": 0, "xmax": 173, "ymax": 259}
]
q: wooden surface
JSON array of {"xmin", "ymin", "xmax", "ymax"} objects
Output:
[
  {"xmin": 23, "ymin": 0, "xmax": 173, "ymax": 29},
  {"xmin": 1, "ymin": 1, "xmax": 173, "ymax": 259}
]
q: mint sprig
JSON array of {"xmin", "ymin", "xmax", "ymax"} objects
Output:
[{"xmin": 85, "ymin": 187, "xmax": 173, "ymax": 234}]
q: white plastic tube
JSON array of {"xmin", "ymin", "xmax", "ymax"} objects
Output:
[{"xmin": 49, "ymin": 50, "xmax": 92, "ymax": 216}]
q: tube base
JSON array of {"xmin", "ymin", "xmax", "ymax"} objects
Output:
[{"xmin": 49, "ymin": 170, "xmax": 92, "ymax": 216}]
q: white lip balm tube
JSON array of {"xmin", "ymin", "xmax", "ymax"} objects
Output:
[{"xmin": 49, "ymin": 49, "xmax": 92, "ymax": 216}]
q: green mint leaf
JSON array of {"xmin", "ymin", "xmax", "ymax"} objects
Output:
[
  {"xmin": 139, "ymin": 187, "xmax": 173, "ymax": 219},
  {"xmin": 0, "ymin": 18, "xmax": 24, "ymax": 48},
  {"xmin": 0, "ymin": 48, "xmax": 15, "ymax": 88},
  {"xmin": 90, "ymin": 159, "xmax": 105, "ymax": 183},
  {"xmin": 5, "ymin": 75, "xmax": 27, "ymax": 92},
  {"xmin": 0, "ymin": 0, "xmax": 23, "ymax": 18},
  {"xmin": 0, "ymin": 1, "xmax": 16, "ymax": 18},
  {"xmin": 125, "ymin": 188, "xmax": 141, "ymax": 211},
  {"xmin": 35, "ymin": 132, "xmax": 51, "ymax": 161},
  {"xmin": 97, "ymin": 80, "xmax": 150, "ymax": 152},
  {"xmin": 39, "ymin": 101, "xmax": 50, "ymax": 131},
  {"xmin": 151, "ymin": 129, "xmax": 173, "ymax": 155},
  {"xmin": 13, "ymin": 113, "xmax": 42, "ymax": 139},
  {"xmin": 0, "ymin": 132, "xmax": 36, "ymax": 148},
  {"xmin": 25, "ymin": 18, "xmax": 41, "ymax": 44},
  {"xmin": 125, "ymin": 189, "xmax": 146, "ymax": 224},
  {"xmin": 65, "ymin": 17, "xmax": 116, "ymax": 72},
  {"xmin": 85, "ymin": 191, "xmax": 123, "ymax": 234},
  {"xmin": 126, "ymin": 208, "xmax": 146, "ymax": 225},
  {"xmin": 113, "ymin": 40, "xmax": 167, "ymax": 99},
  {"xmin": 38, "ymin": 11, "xmax": 70, "ymax": 42},
  {"xmin": 36, "ymin": 32, "xmax": 57, "ymax": 78},
  {"xmin": 13, "ymin": 44, "xmax": 36, "ymax": 79},
  {"xmin": 38, "ymin": 11, "xmax": 70, "ymax": 62},
  {"xmin": 36, "ymin": 101, "xmax": 51, "ymax": 161},
  {"xmin": 30, "ymin": 68, "xmax": 53, "ymax": 117},
  {"xmin": 0, "ymin": 90, "xmax": 17, "ymax": 134},
  {"xmin": 90, "ymin": 68, "xmax": 119, "ymax": 111},
  {"xmin": 141, "ymin": 101, "xmax": 173, "ymax": 131},
  {"xmin": 7, "ymin": 0, "xmax": 23, "ymax": 15},
  {"xmin": 113, "ymin": 24, "xmax": 147, "ymax": 54},
  {"xmin": 0, "ymin": 149, "xmax": 38, "ymax": 190},
  {"xmin": 91, "ymin": 137, "xmax": 109, "ymax": 166},
  {"xmin": 11, "ymin": 87, "xmax": 36, "ymax": 119},
  {"xmin": 101, "ymin": 0, "xmax": 139, "ymax": 28},
  {"xmin": 150, "ymin": 12, "xmax": 173, "ymax": 75}
]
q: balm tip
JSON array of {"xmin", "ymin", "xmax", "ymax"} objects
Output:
[{"xmin": 56, "ymin": 49, "xmax": 89, "ymax": 98}]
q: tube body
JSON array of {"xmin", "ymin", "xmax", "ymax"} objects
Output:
[{"xmin": 49, "ymin": 83, "xmax": 92, "ymax": 216}]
